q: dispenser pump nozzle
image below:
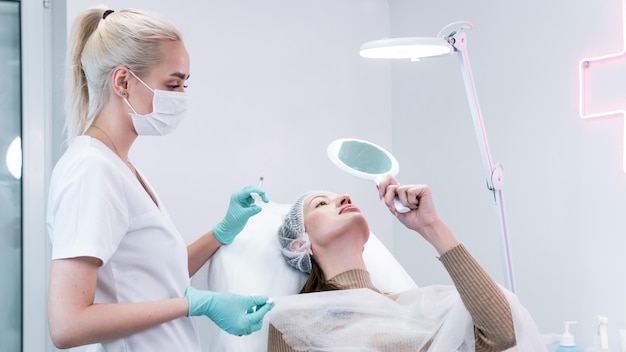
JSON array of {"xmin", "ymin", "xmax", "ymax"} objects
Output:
[{"xmin": 561, "ymin": 321, "xmax": 578, "ymax": 347}]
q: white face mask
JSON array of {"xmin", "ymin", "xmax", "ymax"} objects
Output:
[{"xmin": 123, "ymin": 70, "xmax": 188, "ymax": 136}]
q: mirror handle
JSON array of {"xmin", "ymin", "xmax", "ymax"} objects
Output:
[
  {"xmin": 393, "ymin": 198, "xmax": 411, "ymax": 214},
  {"xmin": 373, "ymin": 175, "xmax": 411, "ymax": 213}
]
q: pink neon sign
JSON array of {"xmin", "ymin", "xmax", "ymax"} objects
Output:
[{"xmin": 579, "ymin": 0, "xmax": 626, "ymax": 172}]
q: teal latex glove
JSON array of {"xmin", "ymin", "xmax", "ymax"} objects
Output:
[
  {"xmin": 213, "ymin": 186, "xmax": 269, "ymax": 245},
  {"xmin": 184, "ymin": 286, "xmax": 274, "ymax": 336}
]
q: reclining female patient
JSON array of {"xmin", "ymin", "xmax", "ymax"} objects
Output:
[{"xmin": 266, "ymin": 175, "xmax": 530, "ymax": 352}]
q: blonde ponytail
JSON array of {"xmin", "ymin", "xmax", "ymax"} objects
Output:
[{"xmin": 65, "ymin": 6, "xmax": 105, "ymax": 139}]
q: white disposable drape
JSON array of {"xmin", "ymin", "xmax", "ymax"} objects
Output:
[{"xmin": 268, "ymin": 286, "xmax": 547, "ymax": 352}]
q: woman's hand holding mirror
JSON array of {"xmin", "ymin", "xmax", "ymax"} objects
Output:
[{"xmin": 327, "ymin": 138, "xmax": 410, "ymax": 213}]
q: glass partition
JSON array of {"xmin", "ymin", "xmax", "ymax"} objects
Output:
[{"xmin": 0, "ymin": 1, "xmax": 22, "ymax": 351}]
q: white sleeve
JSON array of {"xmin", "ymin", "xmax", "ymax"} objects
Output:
[{"xmin": 48, "ymin": 155, "xmax": 130, "ymax": 264}]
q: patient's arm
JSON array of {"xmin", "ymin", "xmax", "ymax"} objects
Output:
[
  {"xmin": 267, "ymin": 324, "xmax": 296, "ymax": 352},
  {"xmin": 439, "ymin": 243, "xmax": 516, "ymax": 352}
]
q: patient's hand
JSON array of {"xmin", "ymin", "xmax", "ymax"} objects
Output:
[{"xmin": 377, "ymin": 176, "xmax": 460, "ymax": 255}]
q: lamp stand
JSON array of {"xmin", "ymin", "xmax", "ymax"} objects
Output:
[{"xmin": 447, "ymin": 29, "xmax": 516, "ymax": 293}]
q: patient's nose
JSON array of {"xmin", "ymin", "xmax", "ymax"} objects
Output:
[{"xmin": 338, "ymin": 194, "xmax": 352, "ymax": 206}]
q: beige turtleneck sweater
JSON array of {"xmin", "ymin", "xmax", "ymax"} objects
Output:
[{"xmin": 267, "ymin": 243, "xmax": 516, "ymax": 352}]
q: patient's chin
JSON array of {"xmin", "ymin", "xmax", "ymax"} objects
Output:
[{"xmin": 353, "ymin": 216, "xmax": 370, "ymax": 236}]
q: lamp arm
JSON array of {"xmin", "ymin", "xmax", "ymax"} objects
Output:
[
  {"xmin": 449, "ymin": 31, "xmax": 495, "ymax": 186},
  {"xmin": 449, "ymin": 30, "xmax": 516, "ymax": 293}
]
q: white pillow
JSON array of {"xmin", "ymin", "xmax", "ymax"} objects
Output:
[{"xmin": 201, "ymin": 201, "xmax": 417, "ymax": 351}]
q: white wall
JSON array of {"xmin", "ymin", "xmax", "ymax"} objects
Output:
[
  {"xmin": 387, "ymin": 0, "xmax": 626, "ymax": 349},
  {"xmin": 55, "ymin": 0, "xmax": 626, "ymax": 351}
]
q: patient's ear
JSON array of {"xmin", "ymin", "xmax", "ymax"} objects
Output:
[{"xmin": 289, "ymin": 237, "xmax": 309, "ymax": 253}]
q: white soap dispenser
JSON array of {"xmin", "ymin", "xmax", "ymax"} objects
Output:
[
  {"xmin": 555, "ymin": 321, "xmax": 583, "ymax": 352},
  {"xmin": 587, "ymin": 315, "xmax": 610, "ymax": 351}
]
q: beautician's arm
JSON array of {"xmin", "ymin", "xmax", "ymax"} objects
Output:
[
  {"xmin": 186, "ymin": 186, "xmax": 268, "ymax": 277},
  {"xmin": 48, "ymin": 256, "xmax": 188, "ymax": 349},
  {"xmin": 187, "ymin": 229, "xmax": 222, "ymax": 277}
]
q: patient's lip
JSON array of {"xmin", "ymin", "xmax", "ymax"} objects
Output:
[{"xmin": 339, "ymin": 205, "xmax": 360, "ymax": 215}]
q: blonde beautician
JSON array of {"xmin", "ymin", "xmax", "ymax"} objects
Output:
[{"xmin": 46, "ymin": 6, "xmax": 273, "ymax": 351}]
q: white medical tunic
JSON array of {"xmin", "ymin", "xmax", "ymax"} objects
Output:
[{"xmin": 47, "ymin": 136, "xmax": 201, "ymax": 351}]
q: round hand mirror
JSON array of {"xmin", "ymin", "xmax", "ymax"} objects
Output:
[{"xmin": 327, "ymin": 138, "xmax": 410, "ymax": 213}]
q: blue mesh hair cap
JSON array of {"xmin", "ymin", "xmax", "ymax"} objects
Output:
[{"xmin": 277, "ymin": 191, "xmax": 321, "ymax": 274}]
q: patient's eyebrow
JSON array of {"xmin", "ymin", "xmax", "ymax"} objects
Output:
[{"xmin": 308, "ymin": 195, "xmax": 326, "ymax": 208}]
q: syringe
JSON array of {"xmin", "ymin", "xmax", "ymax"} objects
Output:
[
  {"xmin": 257, "ymin": 174, "xmax": 264, "ymax": 188},
  {"xmin": 253, "ymin": 173, "xmax": 265, "ymax": 205}
]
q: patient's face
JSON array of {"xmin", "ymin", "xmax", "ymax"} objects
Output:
[{"xmin": 302, "ymin": 192, "xmax": 369, "ymax": 253}]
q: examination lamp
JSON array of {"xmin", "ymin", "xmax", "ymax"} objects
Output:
[{"xmin": 360, "ymin": 21, "xmax": 516, "ymax": 293}]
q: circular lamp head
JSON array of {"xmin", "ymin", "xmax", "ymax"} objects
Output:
[{"xmin": 360, "ymin": 37, "xmax": 453, "ymax": 60}]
